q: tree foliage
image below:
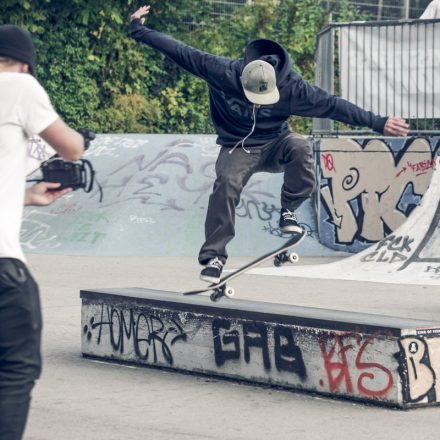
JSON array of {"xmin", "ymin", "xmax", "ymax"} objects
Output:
[{"xmin": 1, "ymin": 0, "xmax": 362, "ymax": 134}]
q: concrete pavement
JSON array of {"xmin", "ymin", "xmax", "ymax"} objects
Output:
[{"xmin": 23, "ymin": 254, "xmax": 440, "ymax": 440}]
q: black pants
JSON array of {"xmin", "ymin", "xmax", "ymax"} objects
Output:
[
  {"xmin": 198, "ymin": 131, "xmax": 316, "ymax": 265},
  {"xmin": 0, "ymin": 258, "xmax": 42, "ymax": 440}
]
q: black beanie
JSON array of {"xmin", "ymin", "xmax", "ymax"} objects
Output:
[
  {"xmin": 244, "ymin": 39, "xmax": 285, "ymax": 66},
  {"xmin": 0, "ymin": 25, "xmax": 36, "ymax": 75}
]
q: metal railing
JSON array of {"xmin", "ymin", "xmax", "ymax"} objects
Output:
[
  {"xmin": 210, "ymin": 0, "xmax": 431, "ymax": 21},
  {"xmin": 325, "ymin": 0, "xmax": 432, "ymax": 20},
  {"xmin": 313, "ymin": 18, "xmax": 440, "ymax": 136},
  {"xmin": 211, "ymin": 0, "xmax": 252, "ymax": 18}
]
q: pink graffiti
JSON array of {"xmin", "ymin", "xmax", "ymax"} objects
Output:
[
  {"xmin": 396, "ymin": 159, "xmax": 436, "ymax": 178},
  {"xmin": 322, "ymin": 153, "xmax": 336, "ymax": 172}
]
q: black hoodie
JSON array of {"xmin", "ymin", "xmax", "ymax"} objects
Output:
[{"xmin": 130, "ymin": 19, "xmax": 387, "ymax": 147}]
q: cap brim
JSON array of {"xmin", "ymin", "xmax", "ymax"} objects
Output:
[{"xmin": 243, "ymin": 86, "xmax": 280, "ymax": 105}]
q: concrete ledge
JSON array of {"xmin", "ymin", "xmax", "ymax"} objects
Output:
[{"xmin": 81, "ymin": 288, "xmax": 440, "ymax": 408}]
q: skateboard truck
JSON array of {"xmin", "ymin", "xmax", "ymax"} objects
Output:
[
  {"xmin": 210, "ymin": 285, "xmax": 235, "ymax": 302},
  {"xmin": 273, "ymin": 251, "xmax": 299, "ymax": 267}
]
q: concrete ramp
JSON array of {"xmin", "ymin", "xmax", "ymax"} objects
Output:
[
  {"xmin": 251, "ymin": 157, "xmax": 440, "ymax": 285},
  {"xmin": 22, "ymin": 134, "xmax": 336, "ymax": 258}
]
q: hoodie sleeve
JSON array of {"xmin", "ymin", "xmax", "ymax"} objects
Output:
[
  {"xmin": 129, "ymin": 19, "xmax": 231, "ymax": 88},
  {"xmin": 290, "ymin": 78, "xmax": 388, "ymax": 134}
]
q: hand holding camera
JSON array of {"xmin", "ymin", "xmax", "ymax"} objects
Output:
[{"xmin": 28, "ymin": 128, "xmax": 103, "ymax": 201}]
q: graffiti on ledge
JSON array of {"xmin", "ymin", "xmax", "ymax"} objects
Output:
[{"xmin": 82, "ymin": 302, "xmax": 440, "ymax": 405}]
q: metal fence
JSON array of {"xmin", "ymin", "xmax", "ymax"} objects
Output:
[
  {"xmin": 326, "ymin": 0, "xmax": 432, "ymax": 20},
  {"xmin": 313, "ymin": 18, "xmax": 440, "ymax": 136},
  {"xmin": 211, "ymin": 0, "xmax": 252, "ymax": 18},
  {"xmin": 209, "ymin": 0, "xmax": 432, "ymax": 21}
]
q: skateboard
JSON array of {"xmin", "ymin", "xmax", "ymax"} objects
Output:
[{"xmin": 183, "ymin": 231, "xmax": 306, "ymax": 302}]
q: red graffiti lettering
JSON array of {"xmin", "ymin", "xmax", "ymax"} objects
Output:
[
  {"xmin": 406, "ymin": 159, "xmax": 436, "ymax": 176},
  {"xmin": 320, "ymin": 331, "xmax": 394, "ymax": 398},
  {"xmin": 356, "ymin": 333, "xmax": 394, "ymax": 397},
  {"xmin": 319, "ymin": 334, "xmax": 353, "ymax": 393},
  {"xmin": 321, "ymin": 153, "xmax": 336, "ymax": 172}
]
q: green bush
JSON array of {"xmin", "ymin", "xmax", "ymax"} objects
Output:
[
  {"xmin": 1, "ymin": 0, "xmax": 361, "ymax": 134},
  {"xmin": 93, "ymin": 94, "xmax": 162, "ymax": 133}
]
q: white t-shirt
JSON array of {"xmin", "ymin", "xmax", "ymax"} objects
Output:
[
  {"xmin": 0, "ymin": 72, "xmax": 58, "ymax": 262},
  {"xmin": 420, "ymin": 0, "xmax": 440, "ymax": 18}
]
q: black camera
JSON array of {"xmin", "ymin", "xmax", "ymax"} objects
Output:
[
  {"xmin": 40, "ymin": 157, "xmax": 95, "ymax": 192},
  {"xmin": 28, "ymin": 128, "xmax": 103, "ymax": 201}
]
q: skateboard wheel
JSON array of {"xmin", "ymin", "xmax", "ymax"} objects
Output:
[
  {"xmin": 274, "ymin": 257, "xmax": 282, "ymax": 267},
  {"xmin": 224, "ymin": 286, "xmax": 235, "ymax": 298},
  {"xmin": 288, "ymin": 253, "xmax": 299, "ymax": 263}
]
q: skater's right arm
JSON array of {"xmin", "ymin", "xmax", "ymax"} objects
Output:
[{"xmin": 129, "ymin": 5, "xmax": 230, "ymax": 86}]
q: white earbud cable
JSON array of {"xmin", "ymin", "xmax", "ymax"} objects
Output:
[{"xmin": 229, "ymin": 104, "xmax": 260, "ymax": 155}]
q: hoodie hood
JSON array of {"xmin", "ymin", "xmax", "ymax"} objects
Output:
[{"xmin": 244, "ymin": 39, "xmax": 292, "ymax": 87}]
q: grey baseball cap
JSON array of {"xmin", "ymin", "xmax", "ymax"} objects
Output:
[{"xmin": 241, "ymin": 59, "xmax": 279, "ymax": 105}]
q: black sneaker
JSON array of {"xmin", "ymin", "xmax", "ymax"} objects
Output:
[
  {"xmin": 200, "ymin": 257, "xmax": 224, "ymax": 283},
  {"xmin": 279, "ymin": 208, "xmax": 303, "ymax": 234}
]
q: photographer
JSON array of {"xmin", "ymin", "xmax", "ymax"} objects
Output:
[{"xmin": 0, "ymin": 25, "xmax": 85, "ymax": 440}]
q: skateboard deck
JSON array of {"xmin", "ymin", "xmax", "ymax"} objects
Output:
[{"xmin": 183, "ymin": 230, "xmax": 306, "ymax": 301}]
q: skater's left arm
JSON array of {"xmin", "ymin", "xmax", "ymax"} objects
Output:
[
  {"xmin": 290, "ymin": 78, "xmax": 409, "ymax": 136},
  {"xmin": 129, "ymin": 5, "xmax": 231, "ymax": 86}
]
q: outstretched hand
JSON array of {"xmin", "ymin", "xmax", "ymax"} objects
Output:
[
  {"xmin": 383, "ymin": 117, "xmax": 410, "ymax": 137},
  {"xmin": 25, "ymin": 182, "xmax": 72, "ymax": 206},
  {"xmin": 130, "ymin": 5, "xmax": 150, "ymax": 24}
]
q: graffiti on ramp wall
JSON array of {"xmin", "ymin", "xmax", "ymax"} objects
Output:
[
  {"xmin": 318, "ymin": 137, "xmax": 439, "ymax": 253},
  {"xmin": 22, "ymin": 134, "xmax": 331, "ymax": 257}
]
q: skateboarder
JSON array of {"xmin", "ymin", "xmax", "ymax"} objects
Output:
[
  {"xmin": 129, "ymin": 5, "xmax": 409, "ymax": 283},
  {"xmin": 0, "ymin": 25, "xmax": 86, "ymax": 440}
]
